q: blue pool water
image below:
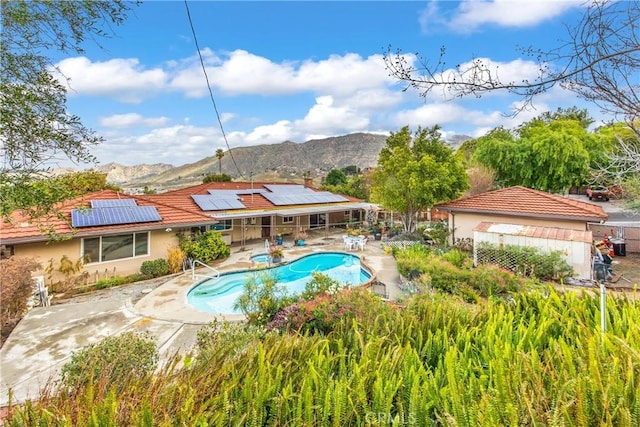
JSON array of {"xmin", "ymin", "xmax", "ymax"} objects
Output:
[
  {"xmin": 250, "ymin": 253, "xmax": 270, "ymax": 263},
  {"xmin": 187, "ymin": 252, "xmax": 372, "ymax": 314}
]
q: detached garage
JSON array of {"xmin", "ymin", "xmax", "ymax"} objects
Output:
[{"xmin": 473, "ymin": 222, "xmax": 593, "ymax": 280}]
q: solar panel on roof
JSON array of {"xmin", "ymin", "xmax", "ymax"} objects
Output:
[
  {"xmin": 208, "ymin": 190, "xmax": 240, "ymax": 198},
  {"xmin": 209, "ymin": 189, "xmax": 267, "ymax": 197},
  {"xmin": 71, "ymin": 206, "xmax": 162, "ymax": 228},
  {"xmin": 262, "ymin": 191, "xmax": 348, "ymax": 206},
  {"xmin": 219, "ymin": 200, "xmax": 233, "ymax": 210},
  {"xmin": 132, "ymin": 206, "xmax": 163, "ymax": 222},
  {"xmin": 100, "ymin": 207, "xmax": 126, "ymax": 225},
  {"xmin": 71, "ymin": 209, "xmax": 103, "ymax": 227},
  {"xmin": 192, "ymin": 195, "xmax": 245, "ymax": 211},
  {"xmin": 264, "ymin": 184, "xmax": 311, "ymax": 194},
  {"xmin": 91, "ymin": 199, "xmax": 137, "ymax": 208}
]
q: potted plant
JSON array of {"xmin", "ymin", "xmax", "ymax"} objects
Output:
[
  {"xmin": 276, "ymin": 233, "xmax": 284, "ymax": 245},
  {"xmin": 269, "ymin": 246, "xmax": 284, "ymax": 263},
  {"xmin": 295, "ymin": 229, "xmax": 307, "ymax": 246}
]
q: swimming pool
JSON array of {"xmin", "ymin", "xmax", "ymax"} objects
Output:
[{"xmin": 187, "ymin": 252, "xmax": 372, "ymax": 314}]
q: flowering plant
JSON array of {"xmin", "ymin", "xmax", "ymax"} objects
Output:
[
  {"xmin": 269, "ymin": 246, "xmax": 284, "ymax": 258},
  {"xmin": 295, "ymin": 228, "xmax": 308, "ymax": 239}
]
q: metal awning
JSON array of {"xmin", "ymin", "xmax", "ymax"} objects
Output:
[{"xmin": 211, "ymin": 202, "xmax": 375, "ymax": 220}]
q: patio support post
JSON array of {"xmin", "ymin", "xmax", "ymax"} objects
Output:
[
  {"xmin": 325, "ymin": 210, "xmax": 329, "ymax": 238},
  {"xmin": 271, "ymin": 215, "xmax": 275, "ymax": 239},
  {"xmin": 241, "ymin": 218, "xmax": 246, "ymax": 248}
]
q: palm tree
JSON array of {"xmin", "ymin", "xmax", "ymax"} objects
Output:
[{"xmin": 215, "ymin": 149, "xmax": 224, "ymax": 174}]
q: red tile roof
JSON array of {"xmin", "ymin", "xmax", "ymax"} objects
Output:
[
  {"xmin": 436, "ymin": 186, "xmax": 607, "ymax": 222},
  {"xmin": 1, "ymin": 182, "xmax": 361, "ymax": 244},
  {"xmin": 0, "ymin": 190, "xmax": 215, "ymax": 244}
]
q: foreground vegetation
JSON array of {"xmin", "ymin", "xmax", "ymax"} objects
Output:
[{"xmin": 5, "ymin": 253, "xmax": 640, "ymax": 425}]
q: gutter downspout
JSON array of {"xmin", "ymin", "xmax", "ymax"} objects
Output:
[{"xmin": 450, "ymin": 213, "xmax": 456, "ymax": 245}]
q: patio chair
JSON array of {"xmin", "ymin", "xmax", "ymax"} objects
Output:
[{"xmin": 343, "ymin": 235, "xmax": 356, "ymax": 251}]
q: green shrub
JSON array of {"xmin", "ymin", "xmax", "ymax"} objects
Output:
[
  {"xmin": 426, "ymin": 256, "xmax": 471, "ymax": 293},
  {"xmin": 59, "ymin": 332, "xmax": 158, "ymax": 392},
  {"xmin": 394, "ymin": 244, "xmax": 433, "ymax": 277},
  {"xmin": 203, "ymin": 173, "xmax": 232, "ymax": 183},
  {"xmin": 469, "ymin": 264, "xmax": 523, "ymax": 296},
  {"xmin": 419, "ymin": 221, "xmax": 450, "ymax": 246},
  {"xmin": 140, "ymin": 259, "xmax": 169, "ymax": 278},
  {"xmin": 196, "ymin": 320, "xmax": 271, "ymax": 362},
  {"xmin": 179, "ymin": 230, "xmax": 230, "ymax": 263},
  {"xmin": 300, "ymin": 272, "xmax": 345, "ymax": 301},
  {"xmin": 458, "ymin": 284, "xmax": 480, "ymax": 303},
  {"xmin": 95, "ymin": 276, "xmax": 125, "ymax": 289},
  {"xmin": 124, "ymin": 273, "xmax": 146, "ymax": 283},
  {"xmin": 440, "ymin": 248, "xmax": 472, "ymax": 268},
  {"xmin": 233, "ymin": 271, "xmax": 294, "ymax": 326}
]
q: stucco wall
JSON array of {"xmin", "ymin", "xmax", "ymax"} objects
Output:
[
  {"xmin": 449, "ymin": 212, "xmax": 589, "ymax": 243},
  {"xmin": 14, "ymin": 230, "xmax": 180, "ymax": 284}
]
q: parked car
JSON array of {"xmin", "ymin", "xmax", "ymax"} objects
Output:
[{"xmin": 586, "ymin": 185, "xmax": 612, "ymax": 201}]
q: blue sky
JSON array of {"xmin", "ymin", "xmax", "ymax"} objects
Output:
[{"xmin": 50, "ymin": 0, "xmax": 603, "ymax": 167}]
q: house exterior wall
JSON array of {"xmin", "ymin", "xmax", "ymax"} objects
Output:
[
  {"xmin": 448, "ymin": 212, "xmax": 588, "ymax": 243},
  {"xmin": 329, "ymin": 211, "xmax": 352, "ymax": 227},
  {"xmin": 14, "ymin": 239, "xmax": 80, "ymax": 282},
  {"xmin": 227, "ymin": 220, "xmax": 260, "ymax": 242},
  {"xmin": 218, "ymin": 215, "xmax": 315, "ymax": 244},
  {"xmin": 14, "ymin": 229, "xmax": 180, "ymax": 284}
]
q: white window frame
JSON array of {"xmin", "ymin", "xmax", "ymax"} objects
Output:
[
  {"xmin": 82, "ymin": 232, "xmax": 150, "ymax": 264},
  {"xmin": 211, "ymin": 219, "xmax": 233, "ymax": 231},
  {"xmin": 282, "ymin": 216, "xmax": 294, "ymax": 224}
]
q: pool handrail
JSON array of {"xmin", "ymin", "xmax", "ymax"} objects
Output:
[{"xmin": 190, "ymin": 259, "xmax": 220, "ymax": 281}]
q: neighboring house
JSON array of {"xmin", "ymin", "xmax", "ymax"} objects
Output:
[
  {"xmin": 0, "ymin": 181, "xmax": 370, "ymax": 283},
  {"xmin": 435, "ymin": 186, "xmax": 608, "ymax": 243}
]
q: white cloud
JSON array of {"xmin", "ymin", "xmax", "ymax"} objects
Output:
[
  {"xmin": 295, "ymin": 96, "xmax": 370, "ymax": 135},
  {"xmin": 392, "ymin": 100, "xmax": 546, "ymax": 135},
  {"xmin": 242, "ymin": 121, "xmax": 295, "ymax": 145},
  {"xmin": 54, "ymin": 57, "xmax": 168, "ymax": 103},
  {"xmin": 95, "ymin": 124, "xmax": 227, "ymax": 166},
  {"xmin": 442, "ymin": 0, "xmax": 583, "ymax": 32},
  {"xmin": 418, "ymin": 1, "xmax": 445, "ymax": 33},
  {"xmin": 393, "ymin": 103, "xmax": 469, "ymax": 128},
  {"xmin": 99, "ymin": 113, "xmax": 170, "ymax": 128},
  {"xmin": 170, "ymin": 50, "xmax": 394, "ymax": 98}
]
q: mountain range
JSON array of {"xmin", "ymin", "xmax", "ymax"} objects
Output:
[{"xmin": 88, "ymin": 132, "xmax": 470, "ymax": 191}]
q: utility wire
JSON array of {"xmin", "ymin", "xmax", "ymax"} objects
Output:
[{"xmin": 184, "ymin": 0, "xmax": 244, "ymax": 179}]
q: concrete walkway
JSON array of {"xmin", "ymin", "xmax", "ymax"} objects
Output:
[{"xmin": 0, "ymin": 233, "xmax": 401, "ymax": 406}]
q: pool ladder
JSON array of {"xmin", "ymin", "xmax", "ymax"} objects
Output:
[{"xmin": 187, "ymin": 259, "xmax": 220, "ymax": 281}]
